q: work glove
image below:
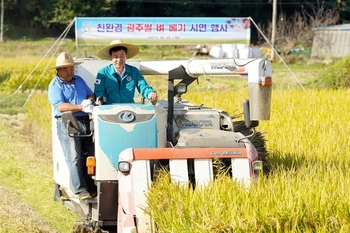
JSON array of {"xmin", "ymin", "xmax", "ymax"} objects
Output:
[
  {"xmin": 81, "ymin": 99, "xmax": 94, "ymax": 113},
  {"xmin": 81, "ymin": 99, "xmax": 92, "ymax": 107},
  {"xmin": 82, "ymin": 103, "xmax": 94, "ymax": 113}
]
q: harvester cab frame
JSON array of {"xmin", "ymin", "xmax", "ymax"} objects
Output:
[{"xmin": 167, "ymin": 64, "xmax": 197, "ymax": 144}]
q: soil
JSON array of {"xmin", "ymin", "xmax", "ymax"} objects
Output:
[
  {"xmin": 0, "ymin": 182, "xmax": 58, "ymax": 232},
  {"xmin": 0, "ymin": 113, "xmax": 60, "ymax": 232},
  {"xmin": 0, "ymin": 113, "xmax": 113, "ymax": 233}
]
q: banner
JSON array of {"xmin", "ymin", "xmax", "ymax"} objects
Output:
[{"xmin": 75, "ymin": 17, "xmax": 250, "ymax": 46}]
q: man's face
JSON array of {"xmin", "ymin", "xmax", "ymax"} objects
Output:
[
  {"xmin": 110, "ymin": 49, "xmax": 127, "ymax": 71},
  {"xmin": 57, "ymin": 66, "xmax": 75, "ymax": 82}
]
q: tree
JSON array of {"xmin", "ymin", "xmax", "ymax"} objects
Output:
[
  {"xmin": 259, "ymin": 0, "xmax": 340, "ymax": 54},
  {"xmin": 2, "ymin": 0, "xmax": 349, "ymax": 40},
  {"xmin": 3, "ymin": 0, "xmax": 119, "ymax": 38}
]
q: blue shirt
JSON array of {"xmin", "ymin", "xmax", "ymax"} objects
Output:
[
  {"xmin": 94, "ymin": 63, "xmax": 156, "ymax": 104},
  {"xmin": 48, "ymin": 75, "xmax": 94, "ymax": 117}
]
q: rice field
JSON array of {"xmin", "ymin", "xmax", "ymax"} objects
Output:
[
  {"xmin": 1, "ymin": 41, "xmax": 350, "ymax": 232},
  {"xmin": 148, "ymin": 88, "xmax": 350, "ymax": 233}
]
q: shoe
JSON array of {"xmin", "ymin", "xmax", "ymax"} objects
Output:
[
  {"xmin": 76, "ymin": 190, "xmax": 91, "ymax": 200},
  {"xmin": 90, "ymin": 190, "xmax": 97, "ymax": 197}
]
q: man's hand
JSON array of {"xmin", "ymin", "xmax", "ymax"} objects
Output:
[
  {"xmin": 95, "ymin": 96, "xmax": 106, "ymax": 106},
  {"xmin": 81, "ymin": 99, "xmax": 94, "ymax": 113},
  {"xmin": 82, "ymin": 104, "xmax": 94, "ymax": 113},
  {"xmin": 148, "ymin": 92, "xmax": 158, "ymax": 105},
  {"xmin": 81, "ymin": 99, "xmax": 92, "ymax": 107}
]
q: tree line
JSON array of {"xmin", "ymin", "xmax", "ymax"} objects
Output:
[{"xmin": 2, "ymin": 0, "xmax": 350, "ymax": 45}]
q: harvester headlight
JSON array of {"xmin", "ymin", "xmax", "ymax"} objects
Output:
[
  {"xmin": 176, "ymin": 83, "xmax": 187, "ymax": 94},
  {"xmin": 118, "ymin": 161, "xmax": 131, "ymax": 174},
  {"xmin": 252, "ymin": 160, "xmax": 263, "ymax": 174}
]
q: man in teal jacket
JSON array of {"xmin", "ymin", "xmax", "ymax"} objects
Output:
[{"xmin": 94, "ymin": 40, "xmax": 158, "ymax": 104}]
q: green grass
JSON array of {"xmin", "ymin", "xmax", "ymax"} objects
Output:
[
  {"xmin": 0, "ymin": 114, "xmax": 80, "ymax": 233},
  {"xmin": 0, "ymin": 93, "xmax": 28, "ymax": 114}
]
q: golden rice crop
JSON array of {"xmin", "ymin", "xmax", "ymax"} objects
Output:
[
  {"xmin": 147, "ymin": 88, "xmax": 350, "ymax": 233},
  {"xmin": 0, "ymin": 57, "xmax": 54, "ymax": 92}
]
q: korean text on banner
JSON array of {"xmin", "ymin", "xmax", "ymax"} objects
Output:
[{"xmin": 75, "ymin": 17, "xmax": 251, "ymax": 46}]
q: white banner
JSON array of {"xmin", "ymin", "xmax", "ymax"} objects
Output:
[{"xmin": 75, "ymin": 17, "xmax": 251, "ymax": 46}]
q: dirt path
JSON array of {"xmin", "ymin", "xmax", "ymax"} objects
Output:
[
  {"xmin": 0, "ymin": 183, "xmax": 58, "ymax": 232},
  {"xmin": 0, "ymin": 113, "xmax": 60, "ymax": 233}
]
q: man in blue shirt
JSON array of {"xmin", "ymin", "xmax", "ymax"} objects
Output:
[
  {"xmin": 94, "ymin": 40, "xmax": 158, "ymax": 104},
  {"xmin": 48, "ymin": 52, "xmax": 95, "ymax": 200}
]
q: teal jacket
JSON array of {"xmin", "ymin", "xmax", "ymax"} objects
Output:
[{"xmin": 94, "ymin": 63, "xmax": 156, "ymax": 104}]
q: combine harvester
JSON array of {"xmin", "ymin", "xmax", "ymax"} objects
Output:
[
  {"xmin": 52, "ymin": 57, "xmax": 272, "ymax": 232},
  {"xmin": 51, "ymin": 17, "xmax": 272, "ymax": 232}
]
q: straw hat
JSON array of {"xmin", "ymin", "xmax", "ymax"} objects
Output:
[
  {"xmin": 97, "ymin": 40, "xmax": 139, "ymax": 60},
  {"xmin": 53, "ymin": 52, "xmax": 83, "ymax": 69}
]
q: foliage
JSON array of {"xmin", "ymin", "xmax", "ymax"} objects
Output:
[
  {"xmin": 312, "ymin": 56, "xmax": 350, "ymax": 89},
  {"xmin": 280, "ymin": 54, "xmax": 310, "ymax": 65},
  {"xmin": 25, "ymin": 92, "xmax": 52, "ymax": 146},
  {"xmin": 0, "ymin": 56, "xmax": 53, "ymax": 92},
  {"xmin": 260, "ymin": 0, "xmax": 339, "ymax": 54},
  {"xmin": 2, "ymin": 0, "xmax": 350, "ymax": 41},
  {"xmin": 0, "ymin": 92, "xmax": 27, "ymax": 114}
]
